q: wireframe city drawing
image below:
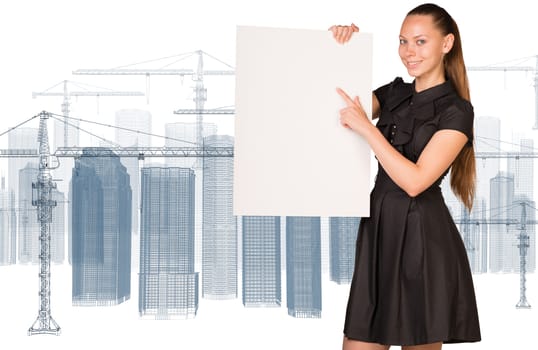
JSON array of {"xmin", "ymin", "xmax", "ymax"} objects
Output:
[{"xmin": 0, "ymin": 50, "xmax": 536, "ymax": 340}]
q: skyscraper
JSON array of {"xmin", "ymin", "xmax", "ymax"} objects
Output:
[
  {"xmin": 0, "ymin": 177, "xmax": 16, "ymax": 265},
  {"xmin": 53, "ymin": 112, "xmax": 80, "ymax": 266},
  {"xmin": 8, "ymin": 127, "xmax": 39, "ymax": 206},
  {"xmin": 329, "ymin": 217, "xmax": 360, "ymax": 284},
  {"xmin": 139, "ymin": 167, "xmax": 198, "ymax": 319},
  {"xmin": 165, "ymin": 122, "xmax": 217, "ymax": 168},
  {"xmin": 442, "ymin": 115, "xmax": 502, "ymax": 272},
  {"xmin": 286, "ymin": 216, "xmax": 322, "ymax": 318},
  {"xmin": 489, "ymin": 171, "xmax": 516, "ymax": 273},
  {"xmin": 165, "ymin": 122, "xmax": 218, "ymax": 272},
  {"xmin": 71, "ymin": 149, "xmax": 132, "ymax": 305},
  {"xmin": 18, "ymin": 163, "xmax": 39, "ymax": 264},
  {"xmin": 461, "ymin": 197, "xmax": 488, "ymax": 274},
  {"xmin": 475, "ymin": 116, "xmax": 501, "ymax": 206},
  {"xmin": 8, "ymin": 127, "xmax": 38, "ymax": 249},
  {"xmin": 507, "ymin": 138, "xmax": 534, "ymax": 198},
  {"xmin": 506, "ymin": 137, "xmax": 535, "ymax": 273},
  {"xmin": 202, "ymin": 134, "xmax": 236, "ymax": 299},
  {"xmin": 242, "ymin": 216, "xmax": 281, "ymax": 307},
  {"xmin": 53, "ymin": 111, "xmax": 79, "ymax": 195},
  {"xmin": 115, "ymin": 109, "xmax": 152, "ymax": 238},
  {"xmin": 50, "ymin": 188, "xmax": 65, "ymax": 264},
  {"xmin": 17, "ymin": 163, "xmax": 65, "ymax": 264}
]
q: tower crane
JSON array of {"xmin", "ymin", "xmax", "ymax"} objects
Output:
[
  {"xmin": 28, "ymin": 111, "xmax": 60, "ymax": 335},
  {"xmin": 0, "ymin": 111, "xmax": 233, "ymax": 335},
  {"xmin": 467, "ymin": 55, "xmax": 538, "ymax": 128},
  {"xmin": 454, "ymin": 199, "xmax": 534, "ymax": 309},
  {"xmin": 453, "ymin": 151, "xmax": 536, "ymax": 309},
  {"xmin": 72, "ymin": 50, "xmax": 235, "ymax": 155}
]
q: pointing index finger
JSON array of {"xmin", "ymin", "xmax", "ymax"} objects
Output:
[{"xmin": 336, "ymin": 87, "xmax": 355, "ymax": 106}]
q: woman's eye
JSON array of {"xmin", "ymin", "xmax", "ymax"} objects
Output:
[
  {"xmin": 399, "ymin": 39, "xmax": 406, "ymax": 45},
  {"xmin": 417, "ymin": 39, "xmax": 426, "ymax": 45}
]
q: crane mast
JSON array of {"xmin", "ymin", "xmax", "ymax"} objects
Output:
[
  {"xmin": 516, "ymin": 201, "xmax": 531, "ymax": 309},
  {"xmin": 28, "ymin": 111, "xmax": 61, "ymax": 335}
]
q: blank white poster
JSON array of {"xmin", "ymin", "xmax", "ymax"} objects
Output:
[{"xmin": 233, "ymin": 25, "xmax": 373, "ymax": 217}]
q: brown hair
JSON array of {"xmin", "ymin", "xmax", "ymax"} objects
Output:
[{"xmin": 408, "ymin": 3, "xmax": 476, "ymax": 210}]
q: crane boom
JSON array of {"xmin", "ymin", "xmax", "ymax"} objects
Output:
[
  {"xmin": 53, "ymin": 146, "xmax": 234, "ymax": 158},
  {"xmin": 468, "ymin": 55, "xmax": 538, "ymax": 129},
  {"xmin": 72, "ymin": 68, "xmax": 234, "ymax": 76},
  {"xmin": 467, "ymin": 66, "xmax": 534, "ymax": 72},
  {"xmin": 32, "ymin": 80, "xmax": 145, "ymax": 148},
  {"xmin": 72, "ymin": 50, "xmax": 236, "ymax": 167},
  {"xmin": 33, "ymin": 91, "xmax": 144, "ymax": 97}
]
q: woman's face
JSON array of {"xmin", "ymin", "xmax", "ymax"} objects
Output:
[{"xmin": 398, "ymin": 14, "xmax": 453, "ymax": 85}]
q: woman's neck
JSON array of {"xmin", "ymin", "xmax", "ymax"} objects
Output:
[{"xmin": 414, "ymin": 71, "xmax": 446, "ymax": 92}]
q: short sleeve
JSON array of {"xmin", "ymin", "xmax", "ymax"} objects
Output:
[
  {"xmin": 438, "ymin": 99, "xmax": 474, "ymax": 146},
  {"xmin": 374, "ymin": 82, "xmax": 391, "ymax": 109},
  {"xmin": 373, "ymin": 77, "xmax": 404, "ymax": 109}
]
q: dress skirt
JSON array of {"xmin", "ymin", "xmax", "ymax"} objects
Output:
[{"xmin": 343, "ymin": 173, "xmax": 481, "ymax": 346}]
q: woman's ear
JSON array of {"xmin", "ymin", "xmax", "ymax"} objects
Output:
[{"xmin": 442, "ymin": 33, "xmax": 455, "ymax": 53}]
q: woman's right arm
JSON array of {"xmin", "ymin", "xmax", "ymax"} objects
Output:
[{"xmin": 330, "ymin": 23, "xmax": 381, "ymax": 120}]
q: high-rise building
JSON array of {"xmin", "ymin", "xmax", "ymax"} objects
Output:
[
  {"xmin": 52, "ymin": 113, "xmax": 80, "ymax": 266},
  {"xmin": 286, "ymin": 216, "xmax": 322, "ymax": 318},
  {"xmin": 501, "ymin": 136, "xmax": 534, "ymax": 274},
  {"xmin": 475, "ymin": 116, "xmax": 501, "ymax": 206},
  {"xmin": 53, "ymin": 112, "xmax": 79, "ymax": 194},
  {"xmin": 50, "ymin": 188, "xmax": 65, "ymax": 264},
  {"xmin": 8, "ymin": 127, "xmax": 39, "ymax": 204},
  {"xmin": 242, "ymin": 216, "xmax": 281, "ymax": 307},
  {"xmin": 460, "ymin": 197, "xmax": 488, "ymax": 274},
  {"xmin": 8, "ymin": 127, "xmax": 38, "ymax": 246},
  {"xmin": 18, "ymin": 163, "xmax": 39, "ymax": 264},
  {"xmin": 441, "ymin": 116, "xmax": 501, "ymax": 273},
  {"xmin": 202, "ymin": 134, "xmax": 236, "ymax": 299},
  {"xmin": 71, "ymin": 149, "xmax": 132, "ymax": 305},
  {"xmin": 165, "ymin": 122, "xmax": 217, "ymax": 168},
  {"xmin": 0, "ymin": 177, "xmax": 16, "ymax": 265},
  {"xmin": 477, "ymin": 197, "xmax": 489, "ymax": 273},
  {"xmin": 53, "ymin": 111, "xmax": 80, "ymax": 150},
  {"xmin": 115, "ymin": 109, "xmax": 152, "ymax": 238},
  {"xmin": 507, "ymin": 138, "xmax": 534, "ymax": 197},
  {"xmin": 17, "ymin": 163, "xmax": 65, "ymax": 264},
  {"xmin": 165, "ymin": 122, "xmax": 218, "ymax": 272},
  {"xmin": 139, "ymin": 167, "xmax": 198, "ymax": 319},
  {"xmin": 489, "ymin": 171, "xmax": 516, "ymax": 273},
  {"xmin": 329, "ymin": 217, "xmax": 360, "ymax": 284}
]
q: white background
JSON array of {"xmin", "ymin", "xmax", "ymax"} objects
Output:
[{"xmin": 1, "ymin": 0, "xmax": 537, "ymax": 349}]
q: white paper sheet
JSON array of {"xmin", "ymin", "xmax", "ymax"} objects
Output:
[{"xmin": 233, "ymin": 25, "xmax": 373, "ymax": 217}]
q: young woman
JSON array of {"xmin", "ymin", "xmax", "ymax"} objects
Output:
[{"xmin": 330, "ymin": 4, "xmax": 481, "ymax": 350}]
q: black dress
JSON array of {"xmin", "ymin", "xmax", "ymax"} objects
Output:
[{"xmin": 343, "ymin": 77, "xmax": 481, "ymax": 346}]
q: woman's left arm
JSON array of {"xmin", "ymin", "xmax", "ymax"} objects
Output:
[{"xmin": 337, "ymin": 87, "xmax": 467, "ymax": 197}]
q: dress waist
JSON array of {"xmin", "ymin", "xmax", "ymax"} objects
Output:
[{"xmin": 373, "ymin": 169, "xmax": 442, "ymax": 198}]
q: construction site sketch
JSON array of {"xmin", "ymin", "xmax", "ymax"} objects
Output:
[{"xmin": 233, "ymin": 25, "xmax": 373, "ymax": 217}]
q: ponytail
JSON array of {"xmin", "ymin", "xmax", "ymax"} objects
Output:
[{"xmin": 408, "ymin": 3, "xmax": 476, "ymax": 210}]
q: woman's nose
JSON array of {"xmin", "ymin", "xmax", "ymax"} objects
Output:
[{"xmin": 405, "ymin": 44, "xmax": 416, "ymax": 57}]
